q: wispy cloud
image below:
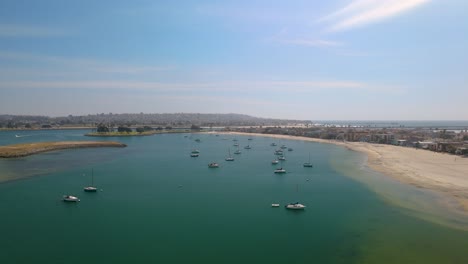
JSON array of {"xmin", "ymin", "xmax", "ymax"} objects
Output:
[
  {"xmin": 279, "ymin": 38, "xmax": 342, "ymax": 47},
  {"xmin": 0, "ymin": 80, "xmax": 403, "ymax": 94},
  {"xmin": 0, "ymin": 51, "xmax": 173, "ymax": 75},
  {"xmin": 320, "ymin": 0, "xmax": 430, "ymax": 32},
  {"xmin": 0, "ymin": 24, "xmax": 67, "ymax": 37}
]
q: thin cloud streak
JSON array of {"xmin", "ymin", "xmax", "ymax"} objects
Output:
[
  {"xmin": 279, "ymin": 38, "xmax": 342, "ymax": 47},
  {"xmin": 0, "ymin": 51, "xmax": 174, "ymax": 74},
  {"xmin": 0, "ymin": 24, "xmax": 67, "ymax": 37},
  {"xmin": 321, "ymin": 0, "xmax": 430, "ymax": 32},
  {"xmin": 0, "ymin": 80, "xmax": 403, "ymax": 94}
]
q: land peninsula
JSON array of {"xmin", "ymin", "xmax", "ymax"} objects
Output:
[{"xmin": 0, "ymin": 141, "xmax": 127, "ymax": 158}]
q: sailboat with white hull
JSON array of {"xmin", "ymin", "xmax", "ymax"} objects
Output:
[
  {"xmin": 303, "ymin": 152, "xmax": 313, "ymax": 167},
  {"xmin": 225, "ymin": 148, "xmax": 234, "ymax": 161},
  {"xmin": 84, "ymin": 169, "xmax": 97, "ymax": 192}
]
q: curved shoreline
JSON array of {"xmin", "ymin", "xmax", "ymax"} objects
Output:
[
  {"xmin": 0, "ymin": 141, "xmax": 127, "ymax": 158},
  {"xmin": 216, "ymin": 131, "xmax": 468, "ymax": 215}
]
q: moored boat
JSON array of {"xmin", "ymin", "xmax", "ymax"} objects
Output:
[
  {"xmin": 285, "ymin": 202, "xmax": 306, "ymax": 210},
  {"xmin": 303, "ymin": 152, "xmax": 313, "ymax": 167},
  {"xmin": 225, "ymin": 148, "xmax": 234, "ymax": 161},
  {"xmin": 83, "ymin": 169, "xmax": 97, "ymax": 192},
  {"xmin": 208, "ymin": 162, "xmax": 219, "ymax": 168},
  {"xmin": 63, "ymin": 195, "xmax": 80, "ymax": 202},
  {"xmin": 274, "ymin": 167, "xmax": 286, "ymax": 174}
]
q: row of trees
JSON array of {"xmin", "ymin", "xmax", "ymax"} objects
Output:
[{"xmin": 95, "ymin": 124, "xmax": 202, "ymax": 133}]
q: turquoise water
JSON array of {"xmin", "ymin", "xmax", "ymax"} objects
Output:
[{"xmin": 1, "ymin": 131, "xmax": 468, "ymax": 263}]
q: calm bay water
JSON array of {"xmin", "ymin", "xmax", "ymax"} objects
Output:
[{"xmin": 1, "ymin": 130, "xmax": 468, "ymax": 263}]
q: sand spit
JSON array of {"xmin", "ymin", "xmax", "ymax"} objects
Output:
[{"xmin": 0, "ymin": 141, "xmax": 127, "ymax": 158}]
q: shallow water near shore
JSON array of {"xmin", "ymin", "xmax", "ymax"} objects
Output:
[{"xmin": 1, "ymin": 130, "xmax": 468, "ymax": 263}]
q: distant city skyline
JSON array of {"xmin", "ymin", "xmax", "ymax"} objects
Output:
[{"xmin": 1, "ymin": 0, "xmax": 467, "ymax": 120}]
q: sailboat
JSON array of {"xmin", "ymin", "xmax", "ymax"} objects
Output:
[
  {"xmin": 274, "ymin": 160, "xmax": 286, "ymax": 173},
  {"xmin": 278, "ymin": 151, "xmax": 286, "ymax": 161},
  {"xmin": 244, "ymin": 144, "xmax": 251, "ymax": 149},
  {"xmin": 208, "ymin": 162, "xmax": 219, "ymax": 168},
  {"xmin": 303, "ymin": 152, "xmax": 313, "ymax": 167},
  {"xmin": 285, "ymin": 185, "xmax": 306, "ymax": 210},
  {"xmin": 63, "ymin": 195, "xmax": 80, "ymax": 202},
  {"xmin": 225, "ymin": 148, "xmax": 234, "ymax": 161},
  {"xmin": 234, "ymin": 146, "xmax": 241, "ymax": 155},
  {"xmin": 84, "ymin": 169, "xmax": 97, "ymax": 192}
]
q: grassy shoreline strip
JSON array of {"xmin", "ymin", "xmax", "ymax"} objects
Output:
[{"xmin": 0, "ymin": 141, "xmax": 127, "ymax": 158}]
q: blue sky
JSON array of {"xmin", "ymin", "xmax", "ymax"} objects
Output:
[{"xmin": 0, "ymin": 0, "xmax": 467, "ymax": 120}]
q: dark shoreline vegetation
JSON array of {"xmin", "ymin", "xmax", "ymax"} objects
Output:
[
  {"xmin": 0, "ymin": 141, "xmax": 127, "ymax": 158},
  {"xmin": 84, "ymin": 130, "xmax": 193, "ymax": 137}
]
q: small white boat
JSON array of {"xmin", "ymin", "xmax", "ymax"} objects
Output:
[
  {"xmin": 274, "ymin": 150, "xmax": 283, "ymax": 155},
  {"xmin": 274, "ymin": 168, "xmax": 286, "ymax": 174},
  {"xmin": 63, "ymin": 195, "xmax": 80, "ymax": 202},
  {"xmin": 83, "ymin": 169, "xmax": 97, "ymax": 192},
  {"xmin": 278, "ymin": 156, "xmax": 286, "ymax": 161},
  {"xmin": 191, "ymin": 149, "xmax": 200, "ymax": 154},
  {"xmin": 190, "ymin": 153, "xmax": 199, "ymax": 157},
  {"xmin": 234, "ymin": 146, "xmax": 241, "ymax": 155},
  {"xmin": 271, "ymin": 204, "xmax": 280, "ymax": 207},
  {"xmin": 288, "ymin": 148, "xmax": 293, "ymax": 151},
  {"xmin": 270, "ymin": 143, "xmax": 277, "ymax": 146},
  {"xmin": 226, "ymin": 148, "xmax": 235, "ymax": 161},
  {"xmin": 248, "ymin": 138, "xmax": 253, "ymax": 141},
  {"xmin": 244, "ymin": 145, "xmax": 251, "ymax": 149},
  {"xmin": 271, "ymin": 159, "xmax": 279, "ymax": 164},
  {"xmin": 303, "ymin": 152, "xmax": 313, "ymax": 167},
  {"xmin": 84, "ymin": 186, "xmax": 97, "ymax": 192},
  {"xmin": 285, "ymin": 202, "xmax": 306, "ymax": 210},
  {"xmin": 233, "ymin": 143, "xmax": 239, "ymax": 147},
  {"xmin": 195, "ymin": 139, "xmax": 201, "ymax": 142},
  {"xmin": 208, "ymin": 162, "xmax": 219, "ymax": 168},
  {"xmin": 280, "ymin": 145, "xmax": 287, "ymax": 149}
]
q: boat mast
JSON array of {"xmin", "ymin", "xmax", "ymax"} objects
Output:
[{"xmin": 91, "ymin": 168, "xmax": 94, "ymax": 186}]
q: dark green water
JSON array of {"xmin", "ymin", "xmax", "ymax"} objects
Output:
[{"xmin": 1, "ymin": 130, "xmax": 468, "ymax": 263}]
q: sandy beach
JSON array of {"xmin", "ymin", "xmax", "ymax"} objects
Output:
[{"xmin": 219, "ymin": 131, "xmax": 468, "ymax": 213}]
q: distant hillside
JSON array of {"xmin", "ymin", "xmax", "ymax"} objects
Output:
[{"xmin": 0, "ymin": 113, "xmax": 311, "ymax": 128}]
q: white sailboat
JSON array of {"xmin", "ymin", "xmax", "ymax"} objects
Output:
[
  {"xmin": 274, "ymin": 167, "xmax": 286, "ymax": 173},
  {"xmin": 285, "ymin": 202, "xmax": 306, "ymax": 210},
  {"xmin": 225, "ymin": 148, "xmax": 234, "ymax": 161},
  {"xmin": 303, "ymin": 152, "xmax": 313, "ymax": 167},
  {"xmin": 83, "ymin": 169, "xmax": 97, "ymax": 192},
  {"xmin": 63, "ymin": 195, "xmax": 80, "ymax": 202},
  {"xmin": 208, "ymin": 162, "xmax": 219, "ymax": 168},
  {"xmin": 234, "ymin": 146, "xmax": 241, "ymax": 154},
  {"xmin": 274, "ymin": 159, "xmax": 286, "ymax": 173},
  {"xmin": 285, "ymin": 185, "xmax": 306, "ymax": 210}
]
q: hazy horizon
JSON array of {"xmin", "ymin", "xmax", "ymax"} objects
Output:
[{"xmin": 1, "ymin": 0, "xmax": 467, "ymax": 120}]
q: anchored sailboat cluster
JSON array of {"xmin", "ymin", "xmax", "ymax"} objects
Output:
[{"xmin": 63, "ymin": 169, "xmax": 99, "ymax": 202}]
